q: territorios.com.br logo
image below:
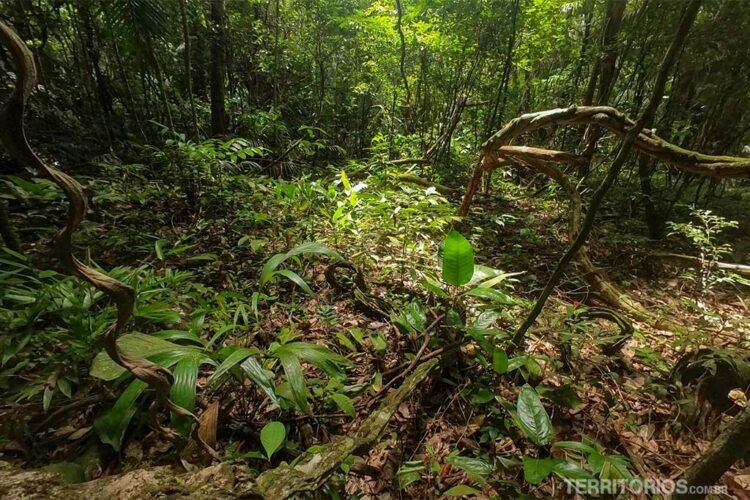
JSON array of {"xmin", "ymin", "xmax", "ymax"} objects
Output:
[{"xmin": 565, "ymin": 478, "xmax": 728, "ymax": 496}]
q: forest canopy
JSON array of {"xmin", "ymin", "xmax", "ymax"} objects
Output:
[{"xmin": 1, "ymin": 0, "xmax": 750, "ymax": 498}]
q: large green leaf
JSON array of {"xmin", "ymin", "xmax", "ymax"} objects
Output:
[
  {"xmin": 260, "ymin": 242, "xmax": 341, "ymax": 286},
  {"xmin": 94, "ymin": 379, "xmax": 148, "ymax": 451},
  {"xmin": 208, "ymin": 347, "xmax": 254, "ymax": 385},
  {"xmin": 170, "ymin": 352, "xmax": 203, "ymax": 436},
  {"xmin": 522, "ymin": 456, "xmax": 555, "ymax": 485},
  {"xmin": 276, "ymin": 348, "xmax": 309, "ymax": 414},
  {"xmin": 492, "ymin": 348, "xmax": 509, "ymax": 374},
  {"xmin": 444, "ymin": 454, "xmax": 493, "ymax": 485},
  {"xmin": 516, "ymin": 385, "xmax": 553, "ymax": 446},
  {"xmin": 441, "ymin": 230, "xmax": 474, "ymax": 286},
  {"xmin": 552, "ymin": 460, "xmax": 592, "ymax": 481},
  {"xmin": 275, "ymin": 269, "xmax": 314, "ymax": 296},
  {"xmin": 276, "ymin": 342, "xmax": 351, "ymax": 378},
  {"xmin": 90, "ymin": 333, "xmax": 201, "ymax": 381}
]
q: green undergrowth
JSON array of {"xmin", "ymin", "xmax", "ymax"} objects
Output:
[{"xmin": 2, "ymin": 137, "xmax": 748, "ymax": 497}]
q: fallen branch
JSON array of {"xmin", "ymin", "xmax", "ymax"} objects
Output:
[
  {"xmin": 650, "ymin": 252, "xmax": 750, "ymax": 278},
  {"xmin": 460, "ymin": 105, "xmax": 750, "ymax": 216},
  {"xmin": 0, "ymin": 359, "xmax": 439, "ymax": 499},
  {"xmin": 395, "ymin": 173, "xmax": 459, "ymax": 196},
  {"xmin": 388, "ymin": 157, "xmax": 430, "ymax": 166},
  {"xmin": 255, "ymin": 358, "xmax": 438, "ymax": 498}
]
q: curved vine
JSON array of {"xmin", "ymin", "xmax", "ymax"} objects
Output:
[{"xmin": 0, "ymin": 21, "xmax": 217, "ymax": 459}]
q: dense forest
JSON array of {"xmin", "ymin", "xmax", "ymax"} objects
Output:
[{"xmin": 1, "ymin": 0, "xmax": 750, "ymax": 497}]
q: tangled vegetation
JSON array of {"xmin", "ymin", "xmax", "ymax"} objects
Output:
[{"xmin": 1, "ymin": 0, "xmax": 750, "ymax": 498}]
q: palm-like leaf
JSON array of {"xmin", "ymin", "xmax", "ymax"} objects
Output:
[{"xmin": 105, "ymin": 0, "xmax": 170, "ymax": 38}]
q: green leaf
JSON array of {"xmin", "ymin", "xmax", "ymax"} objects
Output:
[
  {"xmin": 57, "ymin": 378, "xmax": 73, "ymax": 398},
  {"xmin": 208, "ymin": 347, "xmax": 254, "ymax": 385},
  {"xmin": 260, "ymin": 421, "xmax": 286, "ymax": 459},
  {"xmin": 445, "ymin": 484, "xmax": 481, "ymax": 496},
  {"xmin": 260, "ymin": 242, "xmax": 342, "ymax": 286},
  {"xmin": 155, "ymin": 239, "xmax": 166, "ymax": 260},
  {"xmin": 90, "ymin": 333, "xmax": 200, "ymax": 381},
  {"xmin": 445, "ymin": 454, "xmax": 493, "ymax": 482},
  {"xmin": 276, "ymin": 342, "xmax": 351, "ymax": 378},
  {"xmin": 369, "ymin": 332, "xmax": 388, "ymax": 353},
  {"xmin": 553, "ymin": 441, "xmax": 597, "ymax": 454},
  {"xmin": 418, "ymin": 277, "xmax": 449, "ymax": 298},
  {"xmin": 552, "ymin": 460, "xmax": 592, "ymax": 481},
  {"xmin": 441, "ymin": 230, "xmax": 474, "ymax": 286},
  {"xmin": 471, "ymin": 387, "xmax": 495, "ymax": 405},
  {"xmin": 536, "ymin": 384, "xmax": 582, "ymax": 409},
  {"xmin": 240, "ymin": 356, "xmax": 277, "ymax": 403},
  {"xmin": 275, "ymin": 269, "xmax": 314, "ymax": 295},
  {"xmin": 335, "ymin": 331, "xmax": 357, "ymax": 352},
  {"xmin": 170, "ymin": 353, "xmax": 202, "ymax": 436},
  {"xmin": 516, "ymin": 385, "xmax": 553, "ymax": 446},
  {"xmin": 462, "ymin": 287, "xmax": 514, "ymax": 304},
  {"xmin": 591, "ymin": 454, "xmax": 632, "ymax": 480},
  {"xmin": 260, "ymin": 254, "xmax": 288, "ymax": 285},
  {"xmin": 492, "ymin": 349, "xmax": 508, "ymax": 374},
  {"xmin": 94, "ymin": 379, "xmax": 148, "ymax": 451},
  {"xmin": 397, "ymin": 461, "xmax": 425, "ymax": 489},
  {"xmin": 43, "ymin": 386, "xmax": 54, "ymax": 412},
  {"xmin": 330, "ymin": 393, "xmax": 356, "ymax": 417},
  {"xmin": 523, "ymin": 456, "xmax": 555, "ymax": 485},
  {"xmin": 276, "ymin": 348, "xmax": 309, "ymax": 413}
]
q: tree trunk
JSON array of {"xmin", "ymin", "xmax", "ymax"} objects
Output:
[
  {"xmin": 675, "ymin": 406, "xmax": 750, "ymax": 500},
  {"xmin": 484, "ymin": 0, "xmax": 519, "ymax": 139},
  {"xmin": 579, "ymin": 0, "xmax": 626, "ymax": 176},
  {"xmin": 180, "ymin": 0, "xmax": 200, "ymax": 137},
  {"xmin": 209, "ymin": 0, "xmax": 227, "ymax": 136},
  {"xmin": 395, "ymin": 0, "xmax": 411, "ymax": 111},
  {"xmin": 0, "ymin": 200, "xmax": 22, "ymax": 254}
]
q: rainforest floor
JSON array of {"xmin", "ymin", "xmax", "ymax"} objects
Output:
[{"xmin": 1, "ymin": 156, "xmax": 749, "ymax": 498}]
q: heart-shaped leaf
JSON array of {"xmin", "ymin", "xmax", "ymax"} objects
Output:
[{"xmin": 260, "ymin": 421, "xmax": 286, "ymax": 459}]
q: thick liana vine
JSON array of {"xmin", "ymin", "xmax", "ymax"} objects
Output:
[{"xmin": 0, "ymin": 21, "xmax": 218, "ymax": 459}]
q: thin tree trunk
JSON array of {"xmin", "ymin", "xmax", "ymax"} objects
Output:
[
  {"xmin": 0, "ymin": 200, "xmax": 22, "ymax": 254},
  {"xmin": 112, "ymin": 39, "xmax": 147, "ymax": 142},
  {"xmin": 579, "ymin": 0, "xmax": 626, "ymax": 176},
  {"xmin": 484, "ymin": 0, "xmax": 519, "ymax": 139},
  {"xmin": 180, "ymin": 0, "xmax": 200, "ymax": 137},
  {"xmin": 395, "ymin": 0, "xmax": 411, "ymax": 112},
  {"xmin": 76, "ymin": 1, "xmax": 115, "ymax": 148},
  {"xmin": 210, "ymin": 0, "xmax": 227, "ymax": 136}
]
